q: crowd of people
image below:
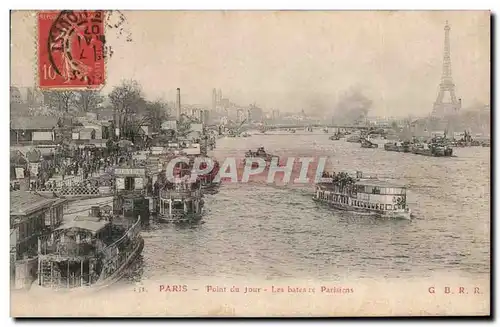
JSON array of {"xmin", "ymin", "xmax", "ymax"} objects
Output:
[
  {"xmin": 19, "ymin": 141, "xmax": 135, "ymax": 192},
  {"xmin": 321, "ymin": 171, "xmax": 357, "ymax": 188},
  {"xmin": 12, "ymin": 131, "xmax": 218, "ymax": 193}
]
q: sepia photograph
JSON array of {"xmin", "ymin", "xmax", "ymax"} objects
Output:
[{"xmin": 8, "ymin": 9, "xmax": 491, "ymax": 317}]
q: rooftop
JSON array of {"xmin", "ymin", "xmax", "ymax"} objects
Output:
[
  {"xmin": 10, "ymin": 191, "xmax": 62, "ymax": 216},
  {"xmin": 73, "ymin": 127, "xmax": 96, "ymax": 133},
  {"xmin": 355, "ymin": 179, "xmax": 405, "ymax": 189},
  {"xmin": 55, "ymin": 216, "xmax": 109, "ymax": 233},
  {"xmin": 10, "ymin": 116, "xmax": 59, "ymax": 130}
]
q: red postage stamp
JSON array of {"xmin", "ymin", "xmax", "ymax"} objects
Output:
[{"xmin": 37, "ymin": 10, "xmax": 106, "ymax": 89}]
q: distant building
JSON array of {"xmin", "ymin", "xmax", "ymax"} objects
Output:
[
  {"xmin": 212, "ymin": 89, "xmax": 217, "ymax": 112},
  {"xmin": 10, "ymin": 86, "xmax": 22, "ymax": 103},
  {"xmin": 247, "ymin": 104, "xmax": 263, "ymax": 123},
  {"xmin": 204, "ymin": 110, "xmax": 210, "ymax": 125},
  {"xmin": 271, "ymin": 110, "xmax": 280, "ymax": 120},
  {"xmin": 10, "ymin": 116, "xmax": 59, "ymax": 144}
]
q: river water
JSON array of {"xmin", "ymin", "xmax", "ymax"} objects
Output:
[{"xmin": 123, "ymin": 132, "xmax": 490, "ymax": 284}]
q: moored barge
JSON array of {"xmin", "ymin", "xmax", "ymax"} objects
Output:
[
  {"xmin": 346, "ymin": 135, "xmax": 362, "ymax": 143},
  {"xmin": 384, "ymin": 141, "xmax": 412, "ymax": 153},
  {"xmin": 411, "ymin": 140, "xmax": 453, "ymax": 157},
  {"xmin": 361, "ymin": 139, "xmax": 378, "ymax": 148}
]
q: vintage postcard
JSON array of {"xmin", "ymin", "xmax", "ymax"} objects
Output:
[{"xmin": 9, "ymin": 10, "xmax": 490, "ymax": 317}]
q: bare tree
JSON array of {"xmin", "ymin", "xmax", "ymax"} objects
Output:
[
  {"xmin": 74, "ymin": 90, "xmax": 104, "ymax": 112},
  {"xmin": 43, "ymin": 91, "xmax": 76, "ymax": 113},
  {"xmin": 141, "ymin": 100, "xmax": 170, "ymax": 132},
  {"xmin": 108, "ymin": 80, "xmax": 145, "ymax": 138}
]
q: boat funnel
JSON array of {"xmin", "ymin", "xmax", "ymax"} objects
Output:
[
  {"xmin": 176, "ymin": 88, "xmax": 181, "ymax": 119},
  {"xmin": 89, "ymin": 206, "xmax": 102, "ymax": 217}
]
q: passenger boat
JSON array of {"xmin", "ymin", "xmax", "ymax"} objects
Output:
[
  {"xmin": 360, "ymin": 139, "xmax": 378, "ymax": 148},
  {"xmin": 313, "ymin": 171, "xmax": 412, "ymax": 220},
  {"xmin": 482, "ymin": 140, "xmax": 490, "ymax": 147},
  {"xmin": 384, "ymin": 141, "xmax": 411, "ymax": 153},
  {"xmin": 36, "ymin": 206, "xmax": 144, "ymax": 290},
  {"xmin": 244, "ymin": 147, "xmax": 280, "ymax": 167},
  {"xmin": 329, "ymin": 134, "xmax": 341, "ymax": 141},
  {"xmin": 241, "ymin": 132, "xmax": 251, "ymax": 138},
  {"xmin": 157, "ymin": 178, "xmax": 204, "ymax": 223}
]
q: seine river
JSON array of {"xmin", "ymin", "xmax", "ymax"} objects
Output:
[{"xmin": 124, "ymin": 132, "xmax": 490, "ymax": 283}]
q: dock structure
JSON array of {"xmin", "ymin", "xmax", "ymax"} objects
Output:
[{"xmin": 113, "ymin": 166, "xmax": 151, "ymax": 225}]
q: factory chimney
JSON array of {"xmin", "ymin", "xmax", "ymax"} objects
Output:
[{"xmin": 176, "ymin": 88, "xmax": 181, "ymax": 119}]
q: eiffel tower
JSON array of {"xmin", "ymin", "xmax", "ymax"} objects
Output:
[{"xmin": 432, "ymin": 21, "xmax": 461, "ymax": 117}]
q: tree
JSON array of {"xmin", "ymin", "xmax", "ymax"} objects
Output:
[
  {"xmin": 143, "ymin": 100, "xmax": 169, "ymax": 132},
  {"xmin": 108, "ymin": 80, "xmax": 145, "ymax": 138},
  {"xmin": 177, "ymin": 114, "xmax": 194, "ymax": 138},
  {"xmin": 43, "ymin": 91, "xmax": 76, "ymax": 113},
  {"xmin": 74, "ymin": 90, "xmax": 104, "ymax": 112}
]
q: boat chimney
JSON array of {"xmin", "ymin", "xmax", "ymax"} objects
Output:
[
  {"xmin": 89, "ymin": 206, "xmax": 101, "ymax": 218},
  {"xmin": 176, "ymin": 88, "xmax": 181, "ymax": 119}
]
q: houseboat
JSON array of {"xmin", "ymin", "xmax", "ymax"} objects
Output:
[
  {"xmin": 361, "ymin": 139, "xmax": 378, "ymax": 148},
  {"xmin": 10, "ymin": 191, "xmax": 66, "ymax": 290},
  {"xmin": 313, "ymin": 171, "xmax": 412, "ymax": 220},
  {"xmin": 36, "ymin": 206, "xmax": 144, "ymax": 290}
]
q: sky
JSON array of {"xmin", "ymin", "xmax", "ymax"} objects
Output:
[{"xmin": 10, "ymin": 10, "xmax": 490, "ymax": 117}]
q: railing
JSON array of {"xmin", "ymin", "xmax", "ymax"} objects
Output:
[
  {"xmin": 101, "ymin": 216, "xmax": 141, "ymax": 259},
  {"xmin": 160, "ymin": 189, "xmax": 196, "ymax": 199},
  {"xmin": 43, "ymin": 271, "xmax": 96, "ymax": 288},
  {"xmin": 40, "ymin": 241, "xmax": 96, "ymax": 257},
  {"xmin": 34, "ymin": 176, "xmax": 115, "ymax": 198}
]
